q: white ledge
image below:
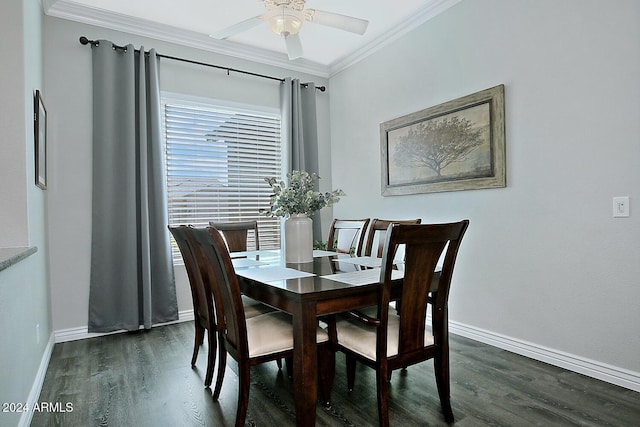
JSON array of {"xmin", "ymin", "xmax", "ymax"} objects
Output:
[{"xmin": 0, "ymin": 246, "xmax": 38, "ymax": 272}]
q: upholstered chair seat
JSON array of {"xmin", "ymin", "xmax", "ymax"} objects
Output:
[
  {"xmin": 247, "ymin": 311, "xmax": 328, "ymax": 358},
  {"xmin": 335, "ymin": 313, "xmax": 433, "ymax": 360},
  {"xmin": 242, "ymin": 295, "xmax": 276, "ymax": 318}
]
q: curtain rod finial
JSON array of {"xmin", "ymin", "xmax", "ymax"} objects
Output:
[{"xmin": 79, "ymin": 36, "xmax": 98, "ymax": 46}]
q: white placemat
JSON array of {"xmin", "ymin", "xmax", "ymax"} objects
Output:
[
  {"xmin": 312, "ymin": 250, "xmax": 340, "ymax": 257},
  {"xmin": 333, "ymin": 256, "xmax": 384, "ymax": 268},
  {"xmin": 237, "ymin": 266, "xmax": 315, "ymax": 282},
  {"xmin": 232, "ymin": 258, "xmax": 270, "ymax": 268},
  {"xmin": 229, "ymin": 250, "xmax": 280, "ymax": 259},
  {"xmin": 321, "ymin": 269, "xmax": 404, "ymax": 286}
]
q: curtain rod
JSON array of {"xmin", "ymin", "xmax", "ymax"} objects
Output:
[{"xmin": 79, "ymin": 36, "xmax": 326, "ymax": 92}]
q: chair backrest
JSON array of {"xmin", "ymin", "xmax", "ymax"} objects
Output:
[
  {"xmin": 326, "ymin": 218, "xmax": 370, "ymax": 256},
  {"xmin": 378, "ymin": 220, "xmax": 469, "ymax": 360},
  {"xmin": 363, "ymin": 218, "xmax": 422, "ymax": 258},
  {"xmin": 186, "ymin": 225, "xmax": 249, "ymax": 360},
  {"xmin": 209, "ymin": 220, "xmax": 260, "ymax": 252},
  {"xmin": 168, "ymin": 226, "xmax": 215, "ymax": 330}
]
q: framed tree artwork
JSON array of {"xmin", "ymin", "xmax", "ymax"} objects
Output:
[
  {"xmin": 34, "ymin": 89, "xmax": 47, "ymax": 190},
  {"xmin": 380, "ymin": 84, "xmax": 505, "ymax": 196}
]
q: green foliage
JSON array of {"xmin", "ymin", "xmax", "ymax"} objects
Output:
[
  {"xmin": 260, "ymin": 170, "xmax": 345, "ymax": 218},
  {"xmin": 314, "ymin": 240, "xmax": 356, "ymax": 255},
  {"xmin": 313, "ymin": 240, "xmax": 327, "ymax": 250}
]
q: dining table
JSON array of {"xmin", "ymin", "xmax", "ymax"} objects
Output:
[{"xmin": 230, "ymin": 249, "xmax": 406, "ymax": 426}]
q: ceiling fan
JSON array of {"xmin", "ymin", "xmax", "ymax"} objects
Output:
[{"xmin": 210, "ymin": 0, "xmax": 369, "ymax": 60}]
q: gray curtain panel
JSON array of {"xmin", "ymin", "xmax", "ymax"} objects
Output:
[
  {"xmin": 88, "ymin": 41, "xmax": 178, "ymax": 333},
  {"xmin": 280, "ymin": 77, "xmax": 322, "ymax": 239}
]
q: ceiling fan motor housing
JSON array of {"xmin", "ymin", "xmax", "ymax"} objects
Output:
[
  {"xmin": 264, "ymin": 0, "xmax": 305, "ymax": 11},
  {"xmin": 263, "ymin": 0, "xmax": 306, "ymax": 36}
]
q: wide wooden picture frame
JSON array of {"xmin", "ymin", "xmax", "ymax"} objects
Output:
[
  {"xmin": 380, "ymin": 84, "xmax": 505, "ymax": 196},
  {"xmin": 34, "ymin": 89, "xmax": 47, "ymax": 190}
]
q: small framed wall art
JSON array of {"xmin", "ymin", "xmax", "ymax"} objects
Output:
[{"xmin": 34, "ymin": 89, "xmax": 47, "ymax": 190}]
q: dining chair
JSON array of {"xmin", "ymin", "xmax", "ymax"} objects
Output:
[
  {"xmin": 168, "ymin": 225, "xmax": 218, "ymax": 388},
  {"xmin": 186, "ymin": 226, "xmax": 334, "ymax": 427},
  {"xmin": 209, "ymin": 220, "xmax": 274, "ymax": 319},
  {"xmin": 363, "ymin": 218, "xmax": 422, "ymax": 258},
  {"xmin": 209, "ymin": 220, "xmax": 260, "ymax": 253},
  {"xmin": 169, "ymin": 225, "xmax": 277, "ymax": 387},
  {"xmin": 326, "ymin": 218, "xmax": 370, "ymax": 256},
  {"xmin": 331, "ymin": 220, "xmax": 469, "ymax": 426}
]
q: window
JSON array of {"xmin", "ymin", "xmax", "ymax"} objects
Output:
[{"xmin": 162, "ymin": 94, "xmax": 282, "ymax": 261}]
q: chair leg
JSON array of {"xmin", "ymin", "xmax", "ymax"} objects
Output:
[
  {"xmin": 318, "ymin": 345, "xmax": 335, "ymax": 406},
  {"xmin": 204, "ymin": 329, "xmax": 216, "ymax": 387},
  {"xmin": 276, "ymin": 358, "xmax": 282, "ymax": 369},
  {"xmin": 285, "ymin": 357, "xmax": 293, "ymax": 377},
  {"xmin": 235, "ymin": 361, "xmax": 251, "ymax": 427},
  {"xmin": 212, "ymin": 332, "xmax": 227, "ymax": 400},
  {"xmin": 346, "ymin": 354, "xmax": 357, "ymax": 391},
  {"xmin": 434, "ymin": 352, "xmax": 454, "ymax": 422},
  {"xmin": 191, "ymin": 324, "xmax": 204, "ymax": 367},
  {"xmin": 376, "ymin": 369, "xmax": 390, "ymax": 427}
]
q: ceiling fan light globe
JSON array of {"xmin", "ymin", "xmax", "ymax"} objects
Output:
[{"xmin": 265, "ymin": 6, "xmax": 304, "ymax": 36}]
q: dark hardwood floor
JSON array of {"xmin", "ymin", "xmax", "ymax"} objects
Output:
[{"xmin": 32, "ymin": 321, "xmax": 640, "ymax": 426}]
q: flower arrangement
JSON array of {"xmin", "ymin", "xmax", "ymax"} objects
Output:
[{"xmin": 260, "ymin": 170, "xmax": 345, "ymax": 218}]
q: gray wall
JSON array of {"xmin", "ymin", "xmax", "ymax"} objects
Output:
[
  {"xmin": 43, "ymin": 16, "xmax": 331, "ymax": 332},
  {"xmin": 0, "ymin": 0, "xmax": 28, "ymax": 245},
  {"xmin": 0, "ymin": 0, "xmax": 52, "ymax": 425},
  {"xmin": 329, "ymin": 0, "xmax": 640, "ymax": 378}
]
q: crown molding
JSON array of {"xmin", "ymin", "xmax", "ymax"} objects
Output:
[
  {"xmin": 45, "ymin": 0, "xmax": 461, "ymax": 79},
  {"xmin": 44, "ymin": 0, "xmax": 330, "ymax": 77},
  {"xmin": 328, "ymin": 0, "xmax": 462, "ymax": 76}
]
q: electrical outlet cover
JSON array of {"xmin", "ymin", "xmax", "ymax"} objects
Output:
[{"xmin": 613, "ymin": 196, "xmax": 630, "ymax": 217}]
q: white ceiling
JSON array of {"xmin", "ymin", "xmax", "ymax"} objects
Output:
[{"xmin": 44, "ymin": 0, "xmax": 461, "ymax": 77}]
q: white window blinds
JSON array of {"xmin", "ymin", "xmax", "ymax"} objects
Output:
[{"xmin": 163, "ymin": 96, "xmax": 282, "ymax": 259}]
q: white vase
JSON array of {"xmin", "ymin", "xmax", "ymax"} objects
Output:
[{"xmin": 284, "ymin": 214, "xmax": 313, "ymax": 263}]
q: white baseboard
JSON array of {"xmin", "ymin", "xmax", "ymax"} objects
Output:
[
  {"xmin": 54, "ymin": 309, "xmax": 195, "ymax": 343},
  {"xmin": 19, "ymin": 334, "xmax": 55, "ymax": 427},
  {"xmin": 449, "ymin": 320, "xmax": 640, "ymax": 392}
]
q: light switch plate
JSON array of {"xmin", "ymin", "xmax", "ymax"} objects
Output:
[{"xmin": 613, "ymin": 196, "xmax": 630, "ymax": 217}]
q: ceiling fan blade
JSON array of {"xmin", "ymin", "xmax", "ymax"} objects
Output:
[
  {"xmin": 305, "ymin": 9, "xmax": 369, "ymax": 35},
  {"xmin": 285, "ymin": 33, "xmax": 303, "ymax": 60},
  {"xmin": 209, "ymin": 15, "xmax": 263, "ymax": 40}
]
